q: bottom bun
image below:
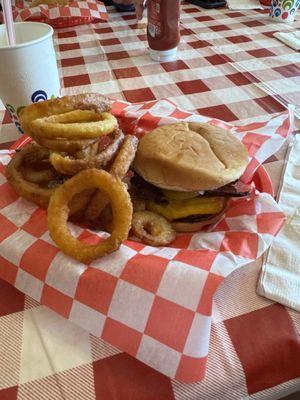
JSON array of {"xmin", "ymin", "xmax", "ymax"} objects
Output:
[{"xmin": 171, "ymin": 208, "xmax": 227, "ymax": 233}]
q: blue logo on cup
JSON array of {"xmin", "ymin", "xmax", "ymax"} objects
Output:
[
  {"xmin": 274, "ymin": 7, "xmax": 282, "ymax": 15},
  {"xmin": 31, "ymin": 90, "xmax": 48, "ymax": 103}
]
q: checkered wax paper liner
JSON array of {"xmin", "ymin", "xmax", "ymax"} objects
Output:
[
  {"xmin": 0, "ymin": 99, "xmax": 293, "ymax": 382},
  {"xmin": 0, "ymin": 0, "xmax": 107, "ymax": 28}
]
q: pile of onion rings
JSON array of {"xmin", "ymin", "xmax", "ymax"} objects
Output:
[
  {"xmin": 19, "ymin": 93, "xmax": 118, "ymax": 159},
  {"xmin": 5, "ymin": 93, "xmax": 142, "ymax": 262},
  {"xmin": 19, "ymin": 93, "xmax": 112, "ymax": 136},
  {"xmin": 49, "ymin": 129, "xmax": 125, "ymax": 176}
]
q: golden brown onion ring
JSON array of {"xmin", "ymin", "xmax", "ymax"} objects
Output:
[
  {"xmin": 85, "ymin": 135, "xmax": 138, "ymax": 221},
  {"xmin": 32, "ymin": 135, "xmax": 98, "ymax": 155},
  {"xmin": 6, "ymin": 144, "xmax": 54, "ymax": 208},
  {"xmin": 132, "ymin": 211, "xmax": 176, "ymax": 246},
  {"xmin": 6, "ymin": 144, "xmax": 95, "ymax": 217},
  {"xmin": 30, "ymin": 111, "xmax": 118, "ymax": 140},
  {"xmin": 47, "ymin": 169, "xmax": 132, "ymax": 263},
  {"xmin": 109, "ymin": 135, "xmax": 139, "ymax": 178},
  {"xmin": 19, "ymin": 93, "xmax": 111, "ymax": 135},
  {"xmin": 49, "ymin": 129, "xmax": 125, "ymax": 176}
]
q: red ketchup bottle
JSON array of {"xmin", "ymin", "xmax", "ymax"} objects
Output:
[{"xmin": 147, "ymin": 0, "xmax": 181, "ymax": 62}]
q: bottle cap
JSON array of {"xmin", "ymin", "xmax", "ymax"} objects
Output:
[{"xmin": 149, "ymin": 47, "xmax": 177, "ymax": 62}]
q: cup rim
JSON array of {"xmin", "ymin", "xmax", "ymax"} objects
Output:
[{"xmin": 0, "ymin": 22, "xmax": 53, "ymax": 50}]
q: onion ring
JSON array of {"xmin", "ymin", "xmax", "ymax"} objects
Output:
[
  {"xmin": 6, "ymin": 144, "xmax": 55, "ymax": 208},
  {"xmin": 30, "ymin": 111, "xmax": 118, "ymax": 140},
  {"xmin": 131, "ymin": 211, "xmax": 176, "ymax": 246},
  {"xmin": 32, "ymin": 135, "xmax": 98, "ymax": 155},
  {"xmin": 22, "ymin": 151, "xmax": 56, "ymax": 183},
  {"xmin": 37, "ymin": 109, "xmax": 101, "ymax": 124},
  {"xmin": 47, "ymin": 169, "xmax": 132, "ymax": 263},
  {"xmin": 109, "ymin": 135, "xmax": 139, "ymax": 178},
  {"xmin": 85, "ymin": 135, "xmax": 138, "ymax": 221},
  {"xmin": 6, "ymin": 143, "xmax": 97, "ymax": 218},
  {"xmin": 19, "ymin": 93, "xmax": 111, "ymax": 135},
  {"xmin": 49, "ymin": 129, "xmax": 125, "ymax": 176}
]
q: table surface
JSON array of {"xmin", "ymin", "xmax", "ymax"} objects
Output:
[{"xmin": 1, "ymin": 3, "xmax": 300, "ymax": 400}]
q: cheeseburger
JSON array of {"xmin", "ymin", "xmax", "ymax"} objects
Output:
[{"xmin": 132, "ymin": 122, "xmax": 250, "ymax": 232}]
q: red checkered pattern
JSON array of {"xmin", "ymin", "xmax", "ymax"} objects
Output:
[
  {"xmin": 0, "ymin": 263, "xmax": 299, "ymax": 400},
  {"xmin": 0, "ymin": 0, "xmax": 108, "ymax": 29},
  {"xmin": 1, "ymin": 5, "xmax": 299, "ymax": 148},
  {"xmin": 0, "ymin": 3, "xmax": 299, "ymax": 398},
  {"xmin": 0, "ymin": 98, "xmax": 291, "ymax": 382}
]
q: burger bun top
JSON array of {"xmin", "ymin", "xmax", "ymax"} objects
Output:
[{"xmin": 133, "ymin": 122, "xmax": 248, "ymax": 191}]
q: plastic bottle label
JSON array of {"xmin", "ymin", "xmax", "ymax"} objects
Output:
[{"xmin": 148, "ymin": 0, "xmax": 162, "ymax": 38}]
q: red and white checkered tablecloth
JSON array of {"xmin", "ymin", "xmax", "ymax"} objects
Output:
[
  {"xmin": 0, "ymin": 3, "xmax": 300, "ymax": 399},
  {"xmin": 5, "ymin": 0, "xmax": 108, "ymax": 28}
]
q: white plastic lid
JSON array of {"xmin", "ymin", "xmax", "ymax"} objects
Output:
[{"xmin": 149, "ymin": 47, "xmax": 177, "ymax": 62}]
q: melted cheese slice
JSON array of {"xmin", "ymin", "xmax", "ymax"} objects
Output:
[{"xmin": 147, "ymin": 196, "xmax": 225, "ymax": 220}]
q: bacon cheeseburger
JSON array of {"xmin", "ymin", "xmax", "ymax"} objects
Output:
[{"xmin": 132, "ymin": 122, "xmax": 250, "ymax": 232}]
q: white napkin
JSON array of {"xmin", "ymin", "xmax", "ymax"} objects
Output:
[
  {"xmin": 226, "ymin": 0, "xmax": 263, "ymax": 10},
  {"xmin": 274, "ymin": 31, "xmax": 300, "ymax": 51},
  {"xmin": 257, "ymin": 135, "xmax": 300, "ymax": 311}
]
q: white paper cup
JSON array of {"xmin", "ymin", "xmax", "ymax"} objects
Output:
[
  {"xmin": 269, "ymin": 0, "xmax": 300, "ymax": 23},
  {"xmin": 0, "ymin": 22, "xmax": 60, "ymax": 134}
]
